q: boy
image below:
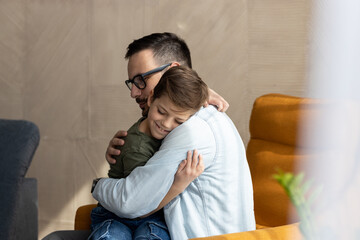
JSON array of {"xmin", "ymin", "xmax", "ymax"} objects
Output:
[{"xmin": 88, "ymin": 66, "xmax": 209, "ymax": 240}]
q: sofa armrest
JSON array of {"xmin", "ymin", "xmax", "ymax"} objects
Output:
[
  {"xmin": 74, "ymin": 204, "xmax": 97, "ymax": 230},
  {"xmin": 190, "ymin": 223, "xmax": 301, "ymax": 240},
  {"xmin": 14, "ymin": 178, "xmax": 38, "ymax": 240}
]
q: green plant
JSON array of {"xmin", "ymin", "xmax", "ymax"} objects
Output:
[{"xmin": 273, "ymin": 170, "xmax": 321, "ymax": 240}]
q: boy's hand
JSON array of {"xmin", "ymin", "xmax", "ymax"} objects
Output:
[
  {"xmin": 141, "ymin": 150, "xmax": 204, "ymax": 218},
  {"xmin": 105, "ymin": 130, "xmax": 127, "ymax": 164},
  {"xmin": 174, "ymin": 150, "xmax": 204, "ymax": 192},
  {"xmin": 205, "ymin": 88, "xmax": 229, "ymax": 112}
]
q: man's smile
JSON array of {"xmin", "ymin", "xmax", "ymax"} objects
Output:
[{"xmin": 136, "ymin": 98, "xmax": 147, "ymax": 109}]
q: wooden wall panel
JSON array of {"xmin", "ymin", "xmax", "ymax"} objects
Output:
[
  {"xmin": 0, "ymin": 0, "xmax": 25, "ymax": 118},
  {"xmin": 0, "ymin": 0, "xmax": 310, "ymax": 238}
]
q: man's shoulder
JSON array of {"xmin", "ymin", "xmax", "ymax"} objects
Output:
[
  {"xmin": 173, "ymin": 109, "xmax": 214, "ymax": 135},
  {"xmin": 196, "ymin": 105, "xmax": 228, "ymax": 121},
  {"xmin": 167, "ymin": 106, "xmax": 227, "ymax": 137},
  {"xmin": 159, "ymin": 108, "xmax": 217, "ymax": 150}
]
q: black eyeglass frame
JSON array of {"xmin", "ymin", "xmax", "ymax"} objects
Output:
[{"xmin": 125, "ymin": 63, "xmax": 172, "ymax": 90}]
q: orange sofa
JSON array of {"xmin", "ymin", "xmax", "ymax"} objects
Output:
[{"xmin": 75, "ymin": 93, "xmax": 323, "ymax": 239}]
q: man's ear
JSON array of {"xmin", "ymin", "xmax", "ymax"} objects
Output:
[
  {"xmin": 170, "ymin": 62, "xmax": 180, "ymax": 68},
  {"xmin": 147, "ymin": 90, "xmax": 154, "ymax": 107}
]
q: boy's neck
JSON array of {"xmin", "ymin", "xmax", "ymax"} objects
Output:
[{"xmin": 139, "ymin": 118, "xmax": 152, "ymax": 137}]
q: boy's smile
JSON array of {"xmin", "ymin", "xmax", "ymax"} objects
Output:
[
  {"xmin": 140, "ymin": 94, "xmax": 195, "ymax": 140},
  {"xmin": 154, "ymin": 121, "xmax": 171, "ymax": 134}
]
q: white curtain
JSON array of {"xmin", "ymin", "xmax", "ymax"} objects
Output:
[{"xmin": 302, "ymin": 0, "xmax": 360, "ymax": 239}]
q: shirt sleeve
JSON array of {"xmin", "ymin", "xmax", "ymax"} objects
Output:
[
  {"xmin": 92, "ymin": 116, "xmax": 216, "ymax": 219},
  {"xmin": 108, "ymin": 150, "xmax": 152, "ymax": 178}
]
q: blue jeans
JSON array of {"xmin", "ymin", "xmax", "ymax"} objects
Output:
[{"xmin": 88, "ymin": 206, "xmax": 170, "ymax": 240}]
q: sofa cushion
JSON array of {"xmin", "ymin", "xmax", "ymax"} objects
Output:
[{"xmin": 247, "ymin": 94, "xmax": 324, "ymax": 227}]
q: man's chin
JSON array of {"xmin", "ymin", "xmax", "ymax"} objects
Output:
[{"xmin": 141, "ymin": 108, "xmax": 149, "ymax": 117}]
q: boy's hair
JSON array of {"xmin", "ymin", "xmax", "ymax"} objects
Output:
[
  {"xmin": 152, "ymin": 66, "xmax": 208, "ymax": 112},
  {"xmin": 125, "ymin": 32, "xmax": 192, "ymax": 68}
]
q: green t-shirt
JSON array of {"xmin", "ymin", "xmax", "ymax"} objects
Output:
[{"xmin": 108, "ymin": 117, "xmax": 162, "ymax": 179}]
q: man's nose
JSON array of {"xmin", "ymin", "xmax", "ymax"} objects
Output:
[{"xmin": 130, "ymin": 85, "xmax": 141, "ymax": 98}]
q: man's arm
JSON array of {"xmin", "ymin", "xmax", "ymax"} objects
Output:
[
  {"xmin": 206, "ymin": 88, "xmax": 229, "ymax": 112},
  {"xmin": 141, "ymin": 150, "xmax": 204, "ymax": 218},
  {"xmin": 92, "ymin": 115, "xmax": 216, "ymax": 219},
  {"xmin": 105, "ymin": 130, "xmax": 127, "ymax": 164}
]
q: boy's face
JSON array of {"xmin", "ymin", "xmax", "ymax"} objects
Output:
[{"xmin": 147, "ymin": 94, "xmax": 194, "ymax": 140}]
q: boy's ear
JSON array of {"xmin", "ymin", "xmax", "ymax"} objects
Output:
[{"xmin": 147, "ymin": 90, "xmax": 154, "ymax": 107}]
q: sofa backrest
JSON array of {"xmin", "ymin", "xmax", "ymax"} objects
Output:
[
  {"xmin": 247, "ymin": 93, "xmax": 323, "ymax": 227},
  {"xmin": 0, "ymin": 119, "xmax": 40, "ymax": 240}
]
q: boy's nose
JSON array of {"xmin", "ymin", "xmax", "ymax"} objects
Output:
[{"xmin": 161, "ymin": 118, "xmax": 173, "ymax": 130}]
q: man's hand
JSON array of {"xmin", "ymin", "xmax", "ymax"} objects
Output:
[
  {"xmin": 105, "ymin": 130, "xmax": 127, "ymax": 164},
  {"xmin": 173, "ymin": 150, "xmax": 204, "ymax": 192},
  {"xmin": 205, "ymin": 88, "xmax": 229, "ymax": 112}
]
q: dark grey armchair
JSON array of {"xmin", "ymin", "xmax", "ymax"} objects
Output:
[{"xmin": 0, "ymin": 119, "xmax": 40, "ymax": 240}]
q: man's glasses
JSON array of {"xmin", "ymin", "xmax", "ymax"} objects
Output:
[{"xmin": 125, "ymin": 63, "xmax": 171, "ymax": 90}]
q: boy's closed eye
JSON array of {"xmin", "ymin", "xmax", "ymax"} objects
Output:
[
  {"xmin": 176, "ymin": 120, "xmax": 185, "ymax": 125},
  {"xmin": 157, "ymin": 108, "xmax": 165, "ymax": 115}
]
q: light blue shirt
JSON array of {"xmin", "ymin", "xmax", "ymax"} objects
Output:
[{"xmin": 92, "ymin": 106, "xmax": 255, "ymax": 239}]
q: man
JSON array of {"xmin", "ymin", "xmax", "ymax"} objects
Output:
[
  {"xmin": 94, "ymin": 32, "xmax": 255, "ymax": 238},
  {"xmin": 43, "ymin": 32, "xmax": 255, "ymax": 240}
]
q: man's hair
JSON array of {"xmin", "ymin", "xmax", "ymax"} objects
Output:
[
  {"xmin": 152, "ymin": 66, "xmax": 208, "ymax": 112},
  {"xmin": 125, "ymin": 32, "xmax": 192, "ymax": 68}
]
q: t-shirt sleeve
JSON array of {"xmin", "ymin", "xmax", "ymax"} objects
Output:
[{"xmin": 108, "ymin": 151, "xmax": 152, "ymax": 178}]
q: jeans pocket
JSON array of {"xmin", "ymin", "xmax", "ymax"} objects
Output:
[
  {"xmin": 133, "ymin": 218, "xmax": 170, "ymax": 240},
  {"xmin": 90, "ymin": 207, "xmax": 114, "ymax": 227},
  {"xmin": 88, "ymin": 219, "xmax": 111, "ymax": 240},
  {"xmin": 146, "ymin": 221, "xmax": 170, "ymax": 240}
]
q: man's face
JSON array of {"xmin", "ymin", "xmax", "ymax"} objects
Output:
[{"xmin": 127, "ymin": 49, "xmax": 163, "ymax": 116}]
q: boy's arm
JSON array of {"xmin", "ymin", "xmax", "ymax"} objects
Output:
[
  {"xmin": 92, "ymin": 116, "xmax": 215, "ymax": 219},
  {"xmin": 108, "ymin": 151, "xmax": 155, "ymax": 178},
  {"xmin": 141, "ymin": 150, "xmax": 204, "ymax": 218}
]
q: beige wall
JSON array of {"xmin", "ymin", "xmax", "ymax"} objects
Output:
[{"xmin": 0, "ymin": 0, "xmax": 310, "ymax": 238}]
